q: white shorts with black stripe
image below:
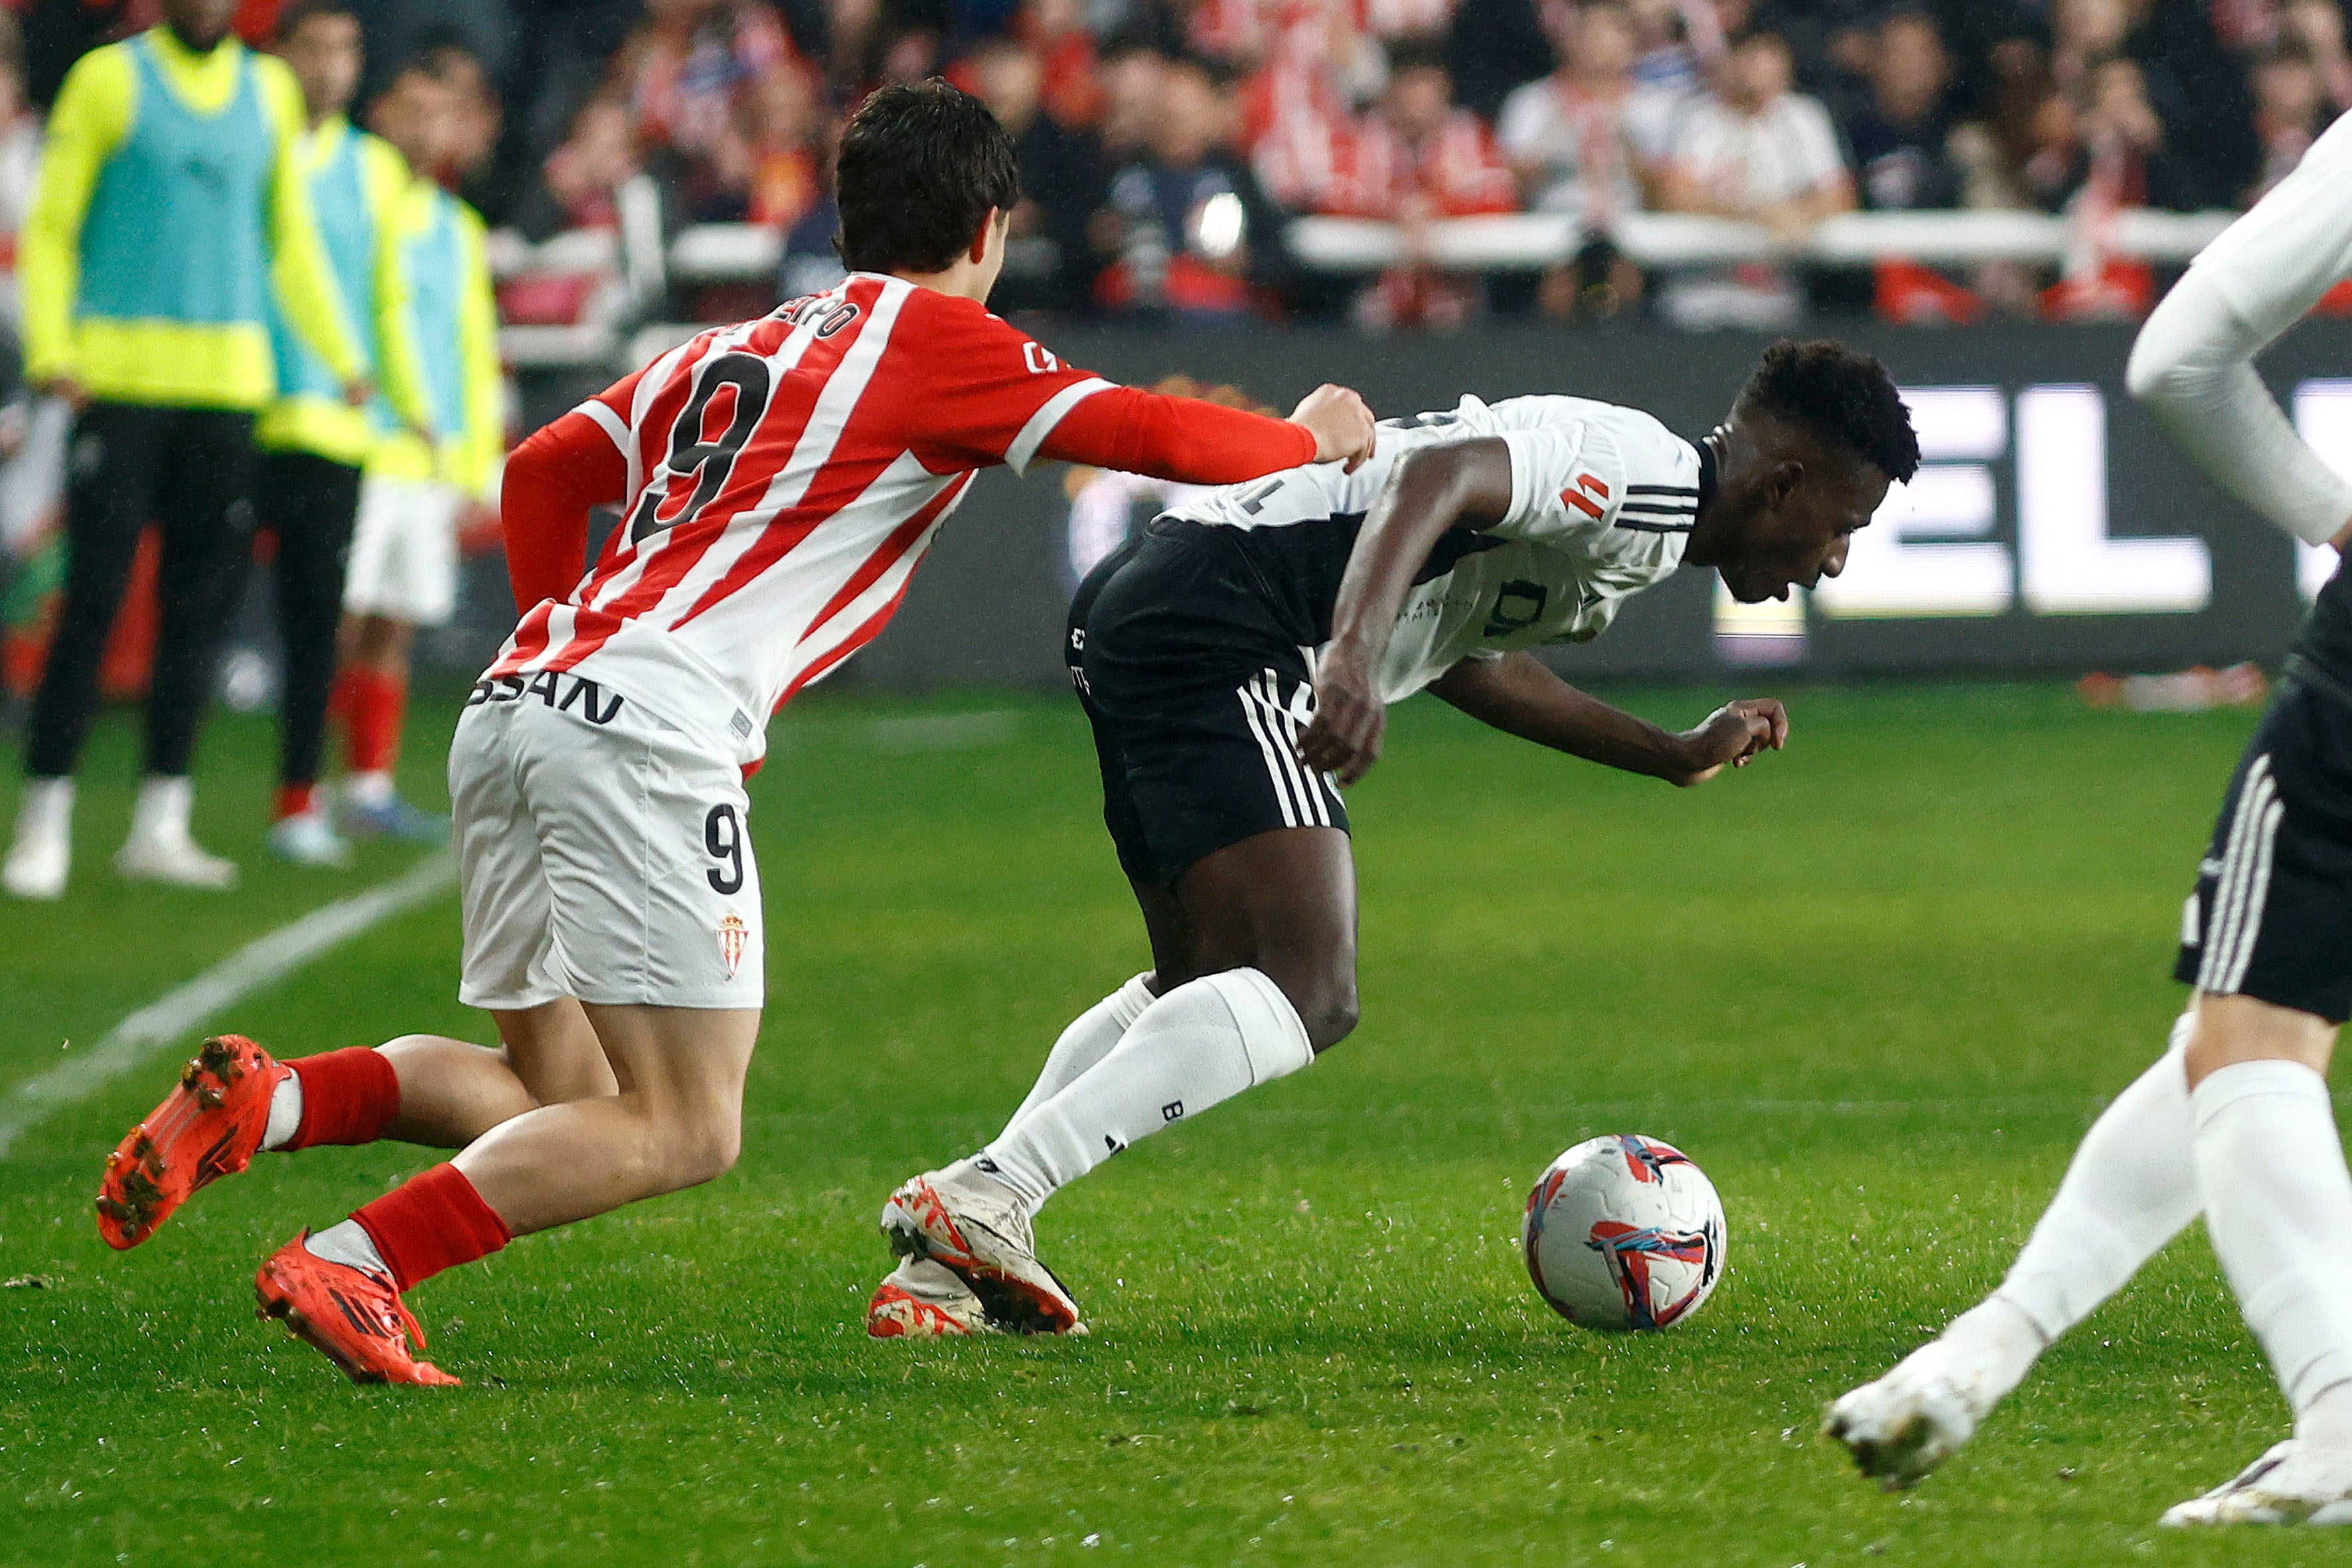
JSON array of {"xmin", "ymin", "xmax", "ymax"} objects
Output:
[{"xmin": 2175, "ymin": 676, "xmax": 2352, "ymax": 1024}]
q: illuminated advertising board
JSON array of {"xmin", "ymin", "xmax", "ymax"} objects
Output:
[{"xmin": 496, "ymin": 321, "xmax": 2352, "ymax": 691}]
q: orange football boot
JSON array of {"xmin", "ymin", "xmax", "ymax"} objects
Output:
[
  {"xmin": 254, "ymin": 1235, "xmax": 460, "ymax": 1387},
  {"xmin": 96, "ymin": 1034, "xmax": 288, "ymax": 1249}
]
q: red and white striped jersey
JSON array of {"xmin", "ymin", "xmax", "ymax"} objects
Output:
[{"xmin": 489, "ymin": 273, "xmax": 1113, "ymax": 762}]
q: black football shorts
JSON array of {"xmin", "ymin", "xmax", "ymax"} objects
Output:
[
  {"xmin": 1068, "ymin": 518, "xmax": 1348, "ymax": 890},
  {"xmin": 2175, "ymin": 666, "xmax": 2352, "ymax": 1024}
]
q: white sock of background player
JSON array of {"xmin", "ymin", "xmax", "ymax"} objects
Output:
[
  {"xmin": 2192, "ymin": 1058, "xmax": 2352, "ymax": 1449},
  {"xmin": 997, "ymin": 973, "xmax": 1157, "ymax": 1130},
  {"xmin": 1932, "ymin": 1014, "xmax": 2202, "ymax": 1402},
  {"xmin": 976, "ymin": 968, "xmax": 1314, "ymax": 1212}
]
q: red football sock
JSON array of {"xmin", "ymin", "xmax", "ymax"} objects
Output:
[
  {"xmin": 351, "ymin": 1163, "xmax": 512, "ymax": 1293},
  {"xmin": 283, "ymin": 1046, "xmax": 401, "ymax": 1148},
  {"xmin": 274, "ymin": 783, "xmax": 317, "ymax": 821},
  {"xmin": 343, "ymin": 668, "xmax": 408, "ymax": 776}
]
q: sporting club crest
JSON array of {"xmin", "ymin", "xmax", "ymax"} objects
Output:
[{"xmin": 717, "ymin": 913, "xmax": 749, "ymax": 979}]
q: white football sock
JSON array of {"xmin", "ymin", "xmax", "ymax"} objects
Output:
[
  {"xmin": 14, "ymin": 776, "xmax": 72, "ymax": 843},
  {"xmin": 1977, "ymin": 1014, "xmax": 2201, "ymax": 1383},
  {"xmin": 2193, "ymin": 1059, "xmax": 2352, "ymax": 1439},
  {"xmin": 128, "ymin": 775, "xmax": 191, "ymax": 843},
  {"xmin": 345, "ymin": 771, "xmax": 396, "ymax": 809},
  {"xmin": 978, "ymin": 968, "xmax": 1315, "ymax": 1212},
  {"xmin": 303, "ymin": 1218, "xmax": 391, "ymax": 1282},
  {"xmin": 1003, "ymin": 973, "xmax": 1157, "ymax": 1130},
  {"xmin": 261, "ymin": 1073, "xmax": 305, "ymax": 1152}
]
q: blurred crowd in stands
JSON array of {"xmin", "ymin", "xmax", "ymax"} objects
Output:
[{"xmin": 8, "ymin": 0, "xmax": 2352, "ymax": 332}]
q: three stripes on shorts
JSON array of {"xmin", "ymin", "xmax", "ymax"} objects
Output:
[
  {"xmin": 2198, "ymin": 753, "xmax": 2284, "ymax": 994},
  {"xmin": 1237, "ymin": 669, "xmax": 1342, "ymax": 829}
]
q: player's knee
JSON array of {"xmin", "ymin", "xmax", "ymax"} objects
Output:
[
  {"xmin": 1294, "ymin": 975, "xmax": 1360, "ymax": 1052},
  {"xmin": 661, "ymin": 1103, "xmax": 741, "ymax": 1188}
]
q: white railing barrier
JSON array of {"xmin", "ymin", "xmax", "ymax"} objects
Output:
[{"xmin": 493, "ymin": 208, "xmax": 2240, "ymax": 368}]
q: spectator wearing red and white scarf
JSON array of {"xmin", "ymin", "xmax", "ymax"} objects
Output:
[{"xmin": 1192, "ymin": 0, "xmax": 1451, "ymax": 67}]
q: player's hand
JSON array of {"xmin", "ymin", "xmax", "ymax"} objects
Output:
[
  {"xmin": 1297, "ymin": 646, "xmax": 1385, "ymax": 786},
  {"xmin": 1289, "ymin": 384, "xmax": 1377, "ymax": 473},
  {"xmin": 1668, "ymin": 698, "xmax": 1787, "ymax": 786},
  {"xmin": 35, "ymin": 376, "xmax": 87, "ymax": 412}
]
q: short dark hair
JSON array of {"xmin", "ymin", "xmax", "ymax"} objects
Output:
[
  {"xmin": 276, "ymin": 0, "xmax": 359, "ymax": 41},
  {"xmin": 1736, "ymin": 339, "xmax": 1920, "ymax": 483},
  {"xmin": 834, "ymin": 81, "xmax": 1021, "ymax": 275}
]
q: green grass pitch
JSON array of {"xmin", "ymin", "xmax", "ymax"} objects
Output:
[{"xmin": 0, "ymin": 681, "xmax": 2335, "ymax": 1565}]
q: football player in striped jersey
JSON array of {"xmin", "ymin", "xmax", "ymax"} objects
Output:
[
  {"xmin": 876, "ymin": 340, "xmax": 1919, "ymax": 1338},
  {"xmin": 92, "ymin": 80, "xmax": 1377, "ymax": 1381},
  {"xmin": 1830, "ymin": 109, "xmax": 2352, "ymax": 1527}
]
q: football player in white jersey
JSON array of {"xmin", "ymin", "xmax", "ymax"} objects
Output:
[
  {"xmin": 1829, "ymin": 110, "xmax": 2352, "ymax": 1526},
  {"xmin": 870, "ymin": 341, "xmax": 1920, "ymax": 1339}
]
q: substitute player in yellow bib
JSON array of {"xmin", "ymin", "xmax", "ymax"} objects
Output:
[
  {"xmin": 255, "ymin": 0, "xmax": 435, "ymax": 868},
  {"xmin": 2, "ymin": 0, "xmax": 366, "ymax": 899},
  {"xmin": 331, "ymin": 52, "xmax": 502, "ymax": 844}
]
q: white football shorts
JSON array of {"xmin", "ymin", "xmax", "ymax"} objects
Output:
[
  {"xmin": 345, "ymin": 474, "xmax": 462, "ymax": 625},
  {"xmin": 450, "ymin": 672, "xmax": 765, "ymax": 1011}
]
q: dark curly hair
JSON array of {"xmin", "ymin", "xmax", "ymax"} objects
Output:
[{"xmin": 1735, "ymin": 339, "xmax": 1920, "ymax": 484}]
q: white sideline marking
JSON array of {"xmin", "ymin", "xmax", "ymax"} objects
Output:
[{"xmin": 0, "ymin": 852, "xmax": 457, "ymax": 1159}]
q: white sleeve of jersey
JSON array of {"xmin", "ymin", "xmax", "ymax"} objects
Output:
[{"xmin": 2124, "ymin": 110, "xmax": 2352, "ymax": 546}]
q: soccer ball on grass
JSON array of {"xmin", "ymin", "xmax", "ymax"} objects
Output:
[{"xmin": 1522, "ymin": 1134, "xmax": 1725, "ymax": 1331}]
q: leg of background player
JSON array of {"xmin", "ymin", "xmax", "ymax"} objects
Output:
[
  {"xmin": 339, "ymin": 612, "xmax": 414, "ymax": 805},
  {"xmin": 6, "ymin": 404, "xmax": 161, "ymax": 898},
  {"xmin": 974, "ymin": 826, "xmax": 1350, "ymax": 1212},
  {"xmin": 295, "ymin": 1004, "xmax": 757, "ymax": 1293},
  {"xmin": 2163, "ymin": 994, "xmax": 2352, "ymax": 1524},
  {"xmin": 125, "ymin": 410, "xmax": 257, "ymax": 886},
  {"xmin": 1826, "ymin": 1011, "xmax": 2202, "ymax": 1484},
  {"xmin": 262, "ymin": 453, "xmax": 360, "ymax": 857}
]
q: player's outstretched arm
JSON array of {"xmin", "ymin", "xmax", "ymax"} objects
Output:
[
  {"xmin": 1430, "ymin": 653, "xmax": 1788, "ymax": 785},
  {"xmin": 2125, "ymin": 113, "xmax": 2352, "ymax": 552},
  {"xmin": 1298, "ymin": 439, "xmax": 1516, "ymax": 785},
  {"xmin": 1035, "ymin": 382, "xmax": 1376, "ymax": 484}
]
